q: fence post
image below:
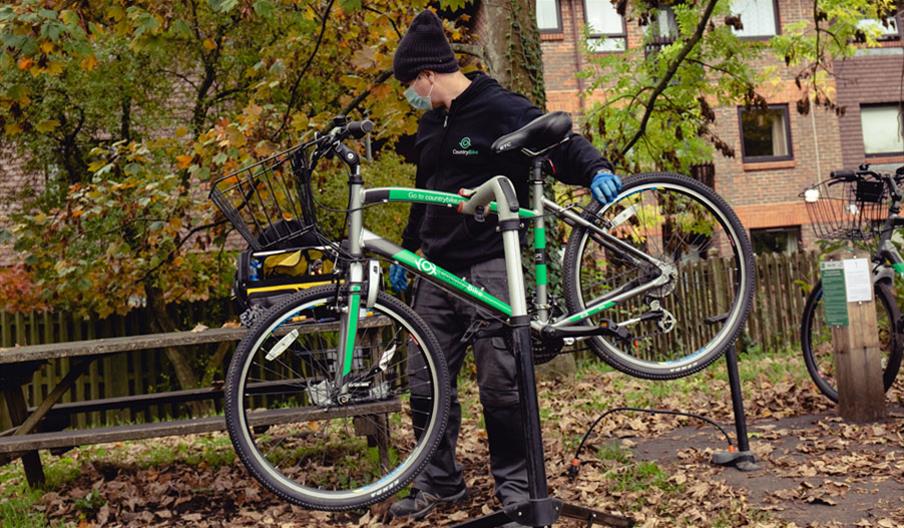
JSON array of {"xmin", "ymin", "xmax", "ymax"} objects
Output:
[{"xmin": 823, "ymin": 249, "xmax": 886, "ymax": 422}]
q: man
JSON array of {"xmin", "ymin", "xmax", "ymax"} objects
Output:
[{"xmin": 388, "ymin": 9, "xmax": 622, "ymax": 521}]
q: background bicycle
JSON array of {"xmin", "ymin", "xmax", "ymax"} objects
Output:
[{"xmin": 800, "ymin": 164, "xmax": 904, "ymax": 403}]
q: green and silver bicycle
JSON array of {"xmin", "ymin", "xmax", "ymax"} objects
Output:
[{"xmin": 211, "ymin": 113, "xmax": 755, "ymax": 510}]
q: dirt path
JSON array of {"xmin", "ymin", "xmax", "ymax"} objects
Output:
[
  {"xmin": 629, "ymin": 408, "xmax": 904, "ymax": 527},
  {"xmin": 6, "ymin": 359, "xmax": 904, "ymax": 527}
]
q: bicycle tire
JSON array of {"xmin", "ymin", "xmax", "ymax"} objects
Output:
[
  {"xmin": 224, "ymin": 285, "xmax": 450, "ymax": 511},
  {"xmin": 562, "ymin": 172, "xmax": 755, "ymax": 380},
  {"xmin": 800, "ymin": 279, "xmax": 903, "ymax": 403}
]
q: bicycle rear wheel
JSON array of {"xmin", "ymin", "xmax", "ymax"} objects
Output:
[
  {"xmin": 800, "ymin": 279, "xmax": 903, "ymax": 402},
  {"xmin": 224, "ymin": 285, "xmax": 450, "ymax": 511},
  {"xmin": 563, "ymin": 172, "xmax": 755, "ymax": 379}
]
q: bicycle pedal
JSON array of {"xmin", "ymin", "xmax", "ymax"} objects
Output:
[{"xmin": 598, "ymin": 319, "xmax": 634, "ymax": 345}]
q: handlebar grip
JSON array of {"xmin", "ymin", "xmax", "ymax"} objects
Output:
[
  {"xmin": 831, "ymin": 169, "xmax": 855, "ymax": 180},
  {"xmin": 346, "ymin": 120, "xmax": 374, "ymax": 139}
]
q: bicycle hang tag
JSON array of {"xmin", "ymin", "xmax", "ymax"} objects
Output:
[{"xmin": 366, "ymin": 259, "xmax": 381, "ymax": 309}]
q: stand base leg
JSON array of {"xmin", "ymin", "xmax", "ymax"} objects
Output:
[
  {"xmin": 449, "ymin": 499, "xmax": 634, "ymax": 528},
  {"xmin": 711, "ymin": 450, "xmax": 759, "ymax": 471},
  {"xmin": 560, "ymin": 502, "xmax": 635, "ymax": 528},
  {"xmin": 721, "ymin": 344, "xmax": 758, "ymax": 472}
]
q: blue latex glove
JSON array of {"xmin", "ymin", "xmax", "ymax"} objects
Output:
[
  {"xmin": 590, "ymin": 170, "xmax": 622, "ymax": 205},
  {"xmin": 389, "ymin": 263, "xmax": 408, "ymax": 293}
]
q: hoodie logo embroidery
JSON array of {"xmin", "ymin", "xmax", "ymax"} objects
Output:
[{"xmin": 453, "ymin": 136, "xmax": 478, "ymax": 156}]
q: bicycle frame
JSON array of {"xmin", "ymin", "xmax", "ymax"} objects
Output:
[{"xmin": 332, "ymin": 158, "xmax": 673, "ymax": 380}]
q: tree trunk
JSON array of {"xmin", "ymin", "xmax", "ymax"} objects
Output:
[
  {"xmin": 475, "ymin": 0, "xmax": 547, "ymax": 109},
  {"xmin": 145, "ymin": 281, "xmax": 211, "ymax": 415},
  {"xmin": 475, "ymin": 0, "xmax": 575, "ymax": 379}
]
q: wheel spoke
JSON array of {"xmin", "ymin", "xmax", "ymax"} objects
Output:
[
  {"xmin": 565, "ymin": 175, "xmax": 753, "ymax": 378},
  {"xmin": 225, "ymin": 287, "xmax": 448, "ymax": 509}
]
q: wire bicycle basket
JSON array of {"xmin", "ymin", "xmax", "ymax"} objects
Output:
[
  {"xmin": 209, "ymin": 144, "xmax": 318, "ymax": 251},
  {"xmin": 801, "ymin": 176, "xmax": 888, "ymax": 241}
]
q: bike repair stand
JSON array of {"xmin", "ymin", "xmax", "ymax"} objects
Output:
[
  {"xmin": 452, "ymin": 177, "xmax": 634, "ymax": 528},
  {"xmin": 453, "ymin": 342, "xmax": 757, "ymax": 528},
  {"xmin": 450, "ymin": 314, "xmax": 635, "ymax": 528},
  {"xmin": 710, "ymin": 344, "xmax": 759, "ymax": 471}
]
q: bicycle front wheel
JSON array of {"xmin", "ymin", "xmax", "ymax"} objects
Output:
[
  {"xmin": 801, "ymin": 279, "xmax": 903, "ymax": 403},
  {"xmin": 563, "ymin": 172, "xmax": 755, "ymax": 379},
  {"xmin": 224, "ymin": 285, "xmax": 450, "ymax": 511}
]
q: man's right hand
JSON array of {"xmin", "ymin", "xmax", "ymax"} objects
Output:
[{"xmin": 389, "ymin": 264, "xmax": 408, "ymax": 292}]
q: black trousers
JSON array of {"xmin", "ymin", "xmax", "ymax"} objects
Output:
[{"xmin": 407, "ymin": 257, "xmax": 529, "ymax": 506}]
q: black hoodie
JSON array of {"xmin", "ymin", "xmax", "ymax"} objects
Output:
[{"xmin": 401, "ymin": 72, "xmax": 613, "ymax": 271}]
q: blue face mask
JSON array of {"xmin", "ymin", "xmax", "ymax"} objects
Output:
[{"xmin": 405, "ymin": 80, "xmax": 434, "ymax": 111}]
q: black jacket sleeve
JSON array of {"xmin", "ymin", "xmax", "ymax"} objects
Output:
[
  {"xmin": 518, "ymin": 106, "xmax": 614, "ymax": 187},
  {"xmin": 400, "ymin": 165, "xmax": 427, "ymax": 252}
]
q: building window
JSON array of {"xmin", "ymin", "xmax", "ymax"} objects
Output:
[
  {"xmin": 858, "ymin": 17, "xmax": 899, "ymax": 40},
  {"xmin": 644, "ymin": 7, "xmax": 679, "ymax": 56},
  {"xmin": 650, "ymin": 8, "xmax": 678, "ymax": 40},
  {"xmin": 751, "ymin": 226, "xmax": 801, "ymax": 255},
  {"xmin": 739, "ymin": 105, "xmax": 792, "ymax": 162},
  {"xmin": 730, "ymin": 0, "xmax": 778, "ymax": 38},
  {"xmin": 860, "ymin": 104, "xmax": 904, "ymax": 156},
  {"xmin": 537, "ymin": 0, "xmax": 562, "ymax": 33},
  {"xmin": 584, "ymin": 0, "xmax": 626, "ymax": 52}
]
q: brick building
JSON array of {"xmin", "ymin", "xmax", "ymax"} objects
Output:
[{"xmin": 536, "ymin": 0, "xmax": 904, "ymax": 253}]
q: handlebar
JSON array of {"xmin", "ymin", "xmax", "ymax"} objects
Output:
[
  {"xmin": 827, "ymin": 164, "xmax": 904, "ymax": 203},
  {"xmin": 830, "ymin": 165, "xmax": 904, "ymax": 184},
  {"xmin": 345, "ymin": 119, "xmax": 374, "ymax": 139},
  {"xmin": 321, "ymin": 118, "xmax": 374, "ymax": 143},
  {"xmin": 829, "ymin": 169, "xmax": 856, "ymax": 180},
  {"xmin": 303, "ymin": 116, "xmax": 374, "ymax": 169}
]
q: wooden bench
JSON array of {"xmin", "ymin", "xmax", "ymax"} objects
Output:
[{"xmin": 0, "ymin": 319, "xmax": 398, "ymax": 488}]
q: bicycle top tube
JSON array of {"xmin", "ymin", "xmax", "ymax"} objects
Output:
[{"xmin": 363, "ymin": 187, "xmax": 539, "ymax": 219}]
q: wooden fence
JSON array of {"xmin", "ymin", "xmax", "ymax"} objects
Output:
[
  {"xmin": 1, "ymin": 251, "xmax": 829, "ymax": 430},
  {"xmin": 0, "ymin": 300, "xmax": 236, "ymax": 430},
  {"xmin": 611, "ymin": 250, "xmax": 821, "ymax": 362},
  {"xmin": 745, "ymin": 251, "xmax": 821, "ymax": 353}
]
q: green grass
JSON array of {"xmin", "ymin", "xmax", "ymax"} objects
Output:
[
  {"xmin": 607, "ymin": 460, "xmax": 680, "ymax": 495},
  {"xmin": 0, "ymin": 490, "xmax": 47, "ymax": 528},
  {"xmin": 127, "ymin": 434, "xmax": 235, "ymax": 469},
  {"xmin": 595, "ymin": 441, "xmax": 631, "ymax": 464},
  {"xmin": 0, "ymin": 431, "xmax": 242, "ymax": 528},
  {"xmin": 0, "ymin": 452, "xmax": 82, "ymax": 528},
  {"xmin": 73, "ymin": 489, "xmax": 105, "ymax": 516},
  {"xmin": 574, "ymin": 343, "xmax": 809, "ymax": 405}
]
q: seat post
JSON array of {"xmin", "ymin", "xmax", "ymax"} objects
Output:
[{"xmin": 531, "ymin": 157, "xmax": 549, "ymax": 323}]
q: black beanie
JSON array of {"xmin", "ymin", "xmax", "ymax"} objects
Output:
[{"xmin": 393, "ymin": 10, "xmax": 459, "ymax": 83}]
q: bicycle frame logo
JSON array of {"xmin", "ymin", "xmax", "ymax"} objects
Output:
[{"xmin": 415, "ymin": 258, "xmax": 437, "ymax": 276}]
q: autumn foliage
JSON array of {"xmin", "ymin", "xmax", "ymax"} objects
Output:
[{"xmin": 0, "ymin": 0, "xmax": 471, "ymax": 315}]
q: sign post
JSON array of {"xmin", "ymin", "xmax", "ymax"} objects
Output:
[{"xmin": 821, "ymin": 249, "xmax": 887, "ymax": 422}]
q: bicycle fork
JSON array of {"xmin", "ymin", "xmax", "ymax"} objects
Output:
[{"xmin": 334, "ymin": 144, "xmax": 366, "ymax": 392}]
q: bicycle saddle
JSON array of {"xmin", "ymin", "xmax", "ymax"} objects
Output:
[{"xmin": 491, "ymin": 111, "xmax": 573, "ymax": 155}]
